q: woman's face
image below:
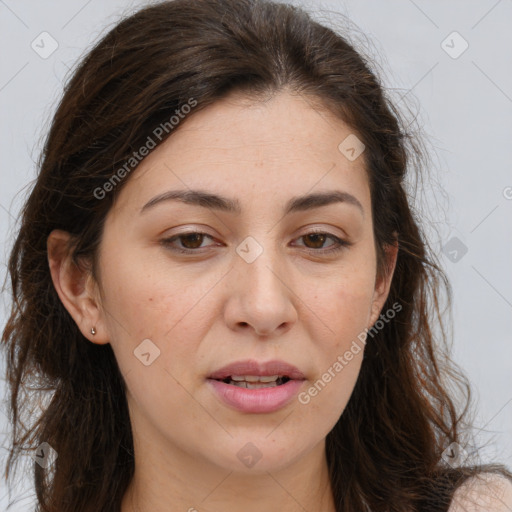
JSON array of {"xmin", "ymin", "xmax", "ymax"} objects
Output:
[{"xmin": 88, "ymin": 90, "xmax": 395, "ymax": 474}]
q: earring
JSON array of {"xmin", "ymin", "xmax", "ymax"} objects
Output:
[{"xmin": 91, "ymin": 327, "xmax": 97, "ymax": 335}]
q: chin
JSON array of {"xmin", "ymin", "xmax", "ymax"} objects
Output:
[{"xmin": 202, "ymin": 434, "xmax": 315, "ymax": 475}]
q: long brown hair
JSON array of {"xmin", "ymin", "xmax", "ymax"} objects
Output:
[{"xmin": 2, "ymin": 1, "xmax": 510, "ymax": 511}]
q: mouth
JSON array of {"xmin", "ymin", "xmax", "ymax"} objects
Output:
[
  {"xmin": 213, "ymin": 375, "xmax": 292, "ymax": 388},
  {"xmin": 207, "ymin": 359, "xmax": 305, "ymax": 384},
  {"xmin": 206, "ymin": 359, "xmax": 306, "ymax": 413}
]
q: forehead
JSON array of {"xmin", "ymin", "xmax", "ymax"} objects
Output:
[{"xmin": 113, "ymin": 90, "xmax": 370, "ymax": 216}]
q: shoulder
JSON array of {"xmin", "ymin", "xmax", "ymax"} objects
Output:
[{"xmin": 448, "ymin": 473, "xmax": 512, "ymax": 512}]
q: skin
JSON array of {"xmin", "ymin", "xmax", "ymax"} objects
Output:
[
  {"xmin": 450, "ymin": 474, "xmax": 512, "ymax": 512},
  {"xmin": 47, "ymin": 89, "xmax": 397, "ymax": 512}
]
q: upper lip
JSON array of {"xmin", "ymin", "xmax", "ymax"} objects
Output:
[{"xmin": 208, "ymin": 359, "xmax": 306, "ymax": 380}]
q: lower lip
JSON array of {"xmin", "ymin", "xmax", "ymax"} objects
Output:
[{"xmin": 207, "ymin": 379, "xmax": 304, "ymax": 413}]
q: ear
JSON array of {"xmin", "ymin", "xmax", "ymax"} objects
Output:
[
  {"xmin": 47, "ymin": 229, "xmax": 109, "ymax": 345},
  {"xmin": 368, "ymin": 238, "xmax": 398, "ymax": 327}
]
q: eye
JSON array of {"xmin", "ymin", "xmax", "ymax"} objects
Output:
[
  {"xmin": 160, "ymin": 232, "xmax": 218, "ymax": 254},
  {"xmin": 293, "ymin": 230, "xmax": 350, "ymax": 255}
]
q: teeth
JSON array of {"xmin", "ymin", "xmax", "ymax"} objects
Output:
[
  {"xmin": 246, "ymin": 382, "xmax": 277, "ymax": 389},
  {"xmin": 231, "ymin": 381, "xmax": 278, "ymax": 389},
  {"xmin": 230, "ymin": 375, "xmax": 280, "ymax": 383},
  {"xmin": 259, "ymin": 375, "xmax": 280, "ymax": 383}
]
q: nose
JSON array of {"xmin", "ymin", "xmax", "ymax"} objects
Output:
[{"xmin": 223, "ymin": 241, "xmax": 298, "ymax": 337}]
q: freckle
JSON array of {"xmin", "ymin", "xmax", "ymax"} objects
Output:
[{"xmin": 149, "ymin": 298, "xmax": 153, "ymax": 301}]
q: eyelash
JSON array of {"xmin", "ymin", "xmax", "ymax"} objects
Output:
[{"xmin": 160, "ymin": 229, "xmax": 351, "ymax": 256}]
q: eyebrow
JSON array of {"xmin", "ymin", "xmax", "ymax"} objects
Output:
[{"xmin": 140, "ymin": 189, "xmax": 364, "ymax": 216}]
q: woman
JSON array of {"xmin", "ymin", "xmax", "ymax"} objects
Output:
[{"xmin": 2, "ymin": 0, "xmax": 511, "ymax": 511}]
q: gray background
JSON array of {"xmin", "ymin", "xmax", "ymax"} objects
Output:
[{"xmin": 1, "ymin": 0, "xmax": 511, "ymax": 509}]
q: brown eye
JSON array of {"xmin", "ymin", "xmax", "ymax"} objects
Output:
[
  {"xmin": 179, "ymin": 233, "xmax": 206, "ymax": 249},
  {"xmin": 161, "ymin": 232, "xmax": 216, "ymax": 253},
  {"xmin": 302, "ymin": 233, "xmax": 328, "ymax": 249},
  {"xmin": 293, "ymin": 231, "xmax": 350, "ymax": 255}
]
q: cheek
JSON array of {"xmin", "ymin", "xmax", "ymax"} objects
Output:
[
  {"xmin": 100, "ymin": 260, "xmax": 214, "ymax": 431},
  {"xmin": 101, "ymin": 244, "xmax": 219, "ymax": 332},
  {"xmin": 301, "ymin": 354, "xmax": 363, "ymax": 422},
  {"xmin": 312, "ymin": 264, "xmax": 376, "ymax": 342},
  {"xmin": 98, "ymin": 248, "xmax": 220, "ymax": 379},
  {"xmin": 300, "ymin": 260, "xmax": 375, "ymax": 416}
]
